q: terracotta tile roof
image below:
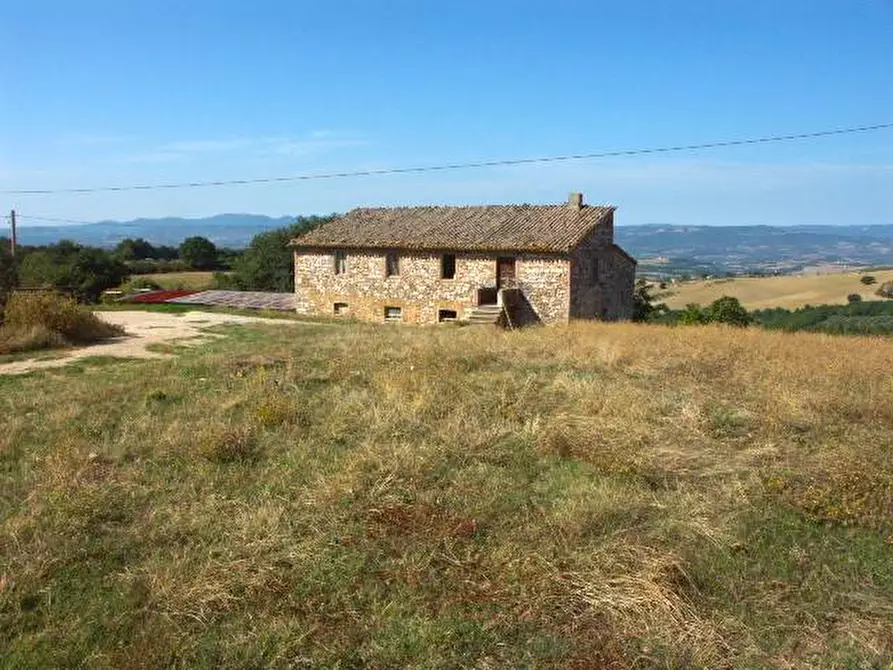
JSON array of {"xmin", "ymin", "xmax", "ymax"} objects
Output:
[{"xmin": 290, "ymin": 203, "xmax": 615, "ymax": 254}]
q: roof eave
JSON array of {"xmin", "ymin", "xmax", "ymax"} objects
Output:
[
  {"xmin": 290, "ymin": 242, "xmax": 572, "ymax": 256},
  {"xmin": 612, "ymin": 243, "xmax": 638, "ymax": 265}
]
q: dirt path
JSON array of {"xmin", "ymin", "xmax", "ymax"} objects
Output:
[{"xmin": 0, "ymin": 310, "xmax": 308, "ymax": 376}]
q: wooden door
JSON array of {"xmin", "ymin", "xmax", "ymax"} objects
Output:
[{"xmin": 496, "ymin": 257, "xmax": 516, "ymax": 290}]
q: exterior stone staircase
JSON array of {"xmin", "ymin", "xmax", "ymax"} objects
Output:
[{"xmin": 465, "ymin": 304, "xmax": 503, "ymax": 325}]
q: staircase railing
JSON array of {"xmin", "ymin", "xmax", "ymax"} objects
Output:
[{"xmin": 498, "ymin": 288, "xmax": 516, "ymax": 330}]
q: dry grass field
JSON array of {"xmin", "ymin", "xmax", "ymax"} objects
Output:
[
  {"xmin": 133, "ymin": 271, "xmax": 221, "ymax": 290},
  {"xmin": 660, "ymin": 269, "xmax": 893, "ymax": 310},
  {"xmin": 2, "ymin": 320, "xmax": 892, "ymax": 668}
]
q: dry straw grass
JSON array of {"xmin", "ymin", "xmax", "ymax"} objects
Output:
[
  {"xmin": 0, "ymin": 291, "xmax": 124, "ymax": 356},
  {"xmin": 661, "ymin": 269, "xmax": 893, "ymax": 310},
  {"xmin": 2, "ymin": 319, "xmax": 892, "ymax": 668}
]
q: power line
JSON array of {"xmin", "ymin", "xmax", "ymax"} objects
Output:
[
  {"xmin": 12, "ymin": 214, "xmax": 96, "ymax": 224},
  {"xmin": 3, "ymin": 121, "xmax": 892, "ymax": 196}
]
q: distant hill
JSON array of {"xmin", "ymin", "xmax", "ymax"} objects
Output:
[
  {"xmin": 15, "ymin": 214, "xmax": 296, "ymax": 249},
  {"xmin": 13, "ymin": 215, "xmax": 893, "ymax": 275},
  {"xmin": 616, "ymin": 223, "xmax": 893, "ymax": 276}
]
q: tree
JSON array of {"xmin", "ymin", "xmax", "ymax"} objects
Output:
[
  {"xmin": 154, "ymin": 245, "xmax": 180, "ymax": 261},
  {"xmin": 847, "ymin": 293, "xmax": 863, "ymax": 303},
  {"xmin": 0, "ymin": 241, "xmax": 18, "ymax": 322},
  {"xmin": 705, "ymin": 296, "xmax": 751, "ymax": 327},
  {"xmin": 179, "ymin": 236, "xmax": 218, "ymax": 270},
  {"xmin": 632, "ymin": 278, "xmax": 667, "ymax": 322},
  {"xmin": 231, "ymin": 215, "xmax": 335, "ymax": 291},
  {"xmin": 115, "ymin": 237, "xmax": 157, "ymax": 261},
  {"xmin": 876, "ymin": 281, "xmax": 893, "ymax": 299},
  {"xmin": 18, "ymin": 251, "xmax": 60, "ymax": 288},
  {"xmin": 860, "ymin": 275, "xmax": 877, "ymax": 285},
  {"xmin": 67, "ymin": 248, "xmax": 130, "ymax": 302},
  {"xmin": 17, "ymin": 242, "xmax": 128, "ymax": 303}
]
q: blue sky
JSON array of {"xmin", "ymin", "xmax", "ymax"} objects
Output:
[{"xmin": 1, "ymin": 0, "xmax": 892, "ymax": 226}]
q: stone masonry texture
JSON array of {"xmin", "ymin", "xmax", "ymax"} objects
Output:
[{"xmin": 293, "ymin": 207, "xmax": 635, "ymax": 325}]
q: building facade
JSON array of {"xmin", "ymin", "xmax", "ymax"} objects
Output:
[{"xmin": 291, "ymin": 193, "xmax": 636, "ymax": 325}]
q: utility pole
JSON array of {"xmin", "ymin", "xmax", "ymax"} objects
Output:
[{"xmin": 9, "ymin": 209, "xmax": 16, "ymax": 257}]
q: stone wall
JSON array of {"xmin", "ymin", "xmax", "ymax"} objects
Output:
[
  {"xmin": 568, "ymin": 212, "xmax": 636, "ymax": 320},
  {"xmin": 515, "ymin": 256, "xmax": 570, "ymax": 323},
  {"xmin": 607, "ymin": 247, "xmax": 636, "ymax": 320},
  {"xmin": 294, "ymin": 249, "xmax": 572, "ymax": 324}
]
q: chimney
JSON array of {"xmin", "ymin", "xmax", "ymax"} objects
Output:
[{"xmin": 568, "ymin": 192, "xmax": 583, "ymax": 210}]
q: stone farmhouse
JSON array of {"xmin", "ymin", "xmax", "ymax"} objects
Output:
[{"xmin": 290, "ymin": 193, "xmax": 636, "ymax": 326}]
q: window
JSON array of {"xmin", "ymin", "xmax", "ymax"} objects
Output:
[
  {"xmin": 386, "ymin": 252, "xmax": 399, "ymax": 277},
  {"xmin": 438, "ymin": 309, "xmax": 458, "ymax": 322},
  {"xmin": 591, "ymin": 258, "xmax": 600, "ymax": 285},
  {"xmin": 441, "ymin": 253, "xmax": 456, "ymax": 279},
  {"xmin": 333, "ymin": 302, "xmax": 349, "ymax": 316},
  {"xmin": 334, "ymin": 250, "xmax": 346, "ymax": 275},
  {"xmin": 384, "ymin": 306, "xmax": 403, "ymax": 322}
]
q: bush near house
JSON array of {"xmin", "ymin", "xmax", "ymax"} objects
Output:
[
  {"xmin": 631, "ymin": 278, "xmax": 668, "ymax": 322},
  {"xmin": 0, "ymin": 291, "xmax": 124, "ymax": 355},
  {"xmin": 654, "ymin": 296, "xmax": 752, "ymax": 327}
]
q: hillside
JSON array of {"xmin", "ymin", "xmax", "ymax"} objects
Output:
[
  {"xmin": 15, "ymin": 214, "xmax": 295, "ymax": 248},
  {"xmin": 620, "ymin": 224, "xmax": 893, "ymax": 276},
  {"xmin": 14, "ymin": 217, "xmax": 893, "ymax": 272},
  {"xmin": 659, "ymin": 269, "xmax": 893, "ymax": 310},
  {"xmin": 2, "ymin": 319, "xmax": 892, "ymax": 667}
]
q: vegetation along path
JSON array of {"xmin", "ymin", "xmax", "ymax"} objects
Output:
[{"xmin": 0, "ymin": 310, "xmax": 308, "ymax": 375}]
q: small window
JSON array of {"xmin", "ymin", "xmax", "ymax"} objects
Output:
[
  {"xmin": 333, "ymin": 302, "xmax": 349, "ymax": 316},
  {"xmin": 334, "ymin": 250, "xmax": 346, "ymax": 275},
  {"xmin": 591, "ymin": 258, "xmax": 600, "ymax": 286},
  {"xmin": 386, "ymin": 252, "xmax": 399, "ymax": 277},
  {"xmin": 441, "ymin": 254, "xmax": 456, "ymax": 279},
  {"xmin": 438, "ymin": 309, "xmax": 458, "ymax": 322},
  {"xmin": 384, "ymin": 306, "xmax": 403, "ymax": 322}
]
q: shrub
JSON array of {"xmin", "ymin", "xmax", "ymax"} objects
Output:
[
  {"xmin": 0, "ymin": 324, "xmax": 67, "ymax": 356},
  {"xmin": 212, "ymin": 271, "xmax": 242, "ymax": 290},
  {"xmin": 120, "ymin": 277, "xmax": 163, "ymax": 294},
  {"xmin": 704, "ymin": 296, "xmax": 751, "ymax": 326},
  {"xmin": 0, "ymin": 245, "xmax": 17, "ymax": 324},
  {"xmin": 847, "ymin": 293, "xmax": 862, "ymax": 304},
  {"xmin": 752, "ymin": 300, "xmax": 893, "ymax": 335},
  {"xmin": 860, "ymin": 275, "xmax": 877, "ymax": 285},
  {"xmin": 876, "ymin": 281, "xmax": 893, "ymax": 299},
  {"xmin": 678, "ymin": 303, "xmax": 706, "ymax": 325},
  {"xmin": 125, "ymin": 259, "xmax": 189, "ymax": 274},
  {"xmin": 3, "ymin": 292, "xmax": 124, "ymax": 344},
  {"xmin": 199, "ymin": 426, "xmax": 260, "ymax": 463}
]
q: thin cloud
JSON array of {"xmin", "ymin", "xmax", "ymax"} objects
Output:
[
  {"xmin": 122, "ymin": 131, "xmax": 367, "ymax": 164},
  {"xmin": 63, "ymin": 133, "xmax": 132, "ymax": 146}
]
